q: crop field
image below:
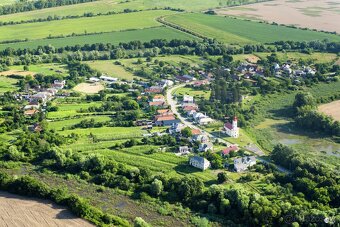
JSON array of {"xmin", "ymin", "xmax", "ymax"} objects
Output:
[
  {"xmin": 164, "ymin": 13, "xmax": 340, "ymax": 44},
  {"xmin": 86, "ymin": 61, "xmax": 136, "ymax": 81},
  {"xmin": 0, "ymin": 76, "xmax": 19, "ymax": 93},
  {"xmin": 0, "ymin": 27, "xmax": 195, "ymax": 50},
  {"xmin": 0, "ymin": 191, "xmax": 93, "ymax": 227},
  {"xmin": 217, "ymin": 0, "xmax": 340, "ymax": 33},
  {"xmin": 318, "ymin": 100, "xmax": 340, "ymax": 121},
  {"xmin": 0, "ymin": 10, "xmax": 175, "ymax": 42}
]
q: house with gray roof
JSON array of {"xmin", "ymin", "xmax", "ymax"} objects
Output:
[
  {"xmin": 233, "ymin": 156, "xmax": 256, "ymax": 172},
  {"xmin": 189, "ymin": 156, "xmax": 210, "ymax": 170},
  {"xmin": 198, "ymin": 142, "xmax": 213, "ymax": 152}
]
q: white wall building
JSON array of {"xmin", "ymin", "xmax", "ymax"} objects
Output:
[{"xmin": 224, "ymin": 116, "xmax": 239, "ymax": 138}]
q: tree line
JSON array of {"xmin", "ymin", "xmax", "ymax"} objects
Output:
[{"xmin": 0, "ymin": 0, "xmax": 97, "ymax": 16}]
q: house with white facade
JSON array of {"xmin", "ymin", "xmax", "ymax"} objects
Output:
[
  {"xmin": 234, "ymin": 156, "xmax": 256, "ymax": 172},
  {"xmin": 189, "ymin": 156, "xmax": 210, "ymax": 170}
]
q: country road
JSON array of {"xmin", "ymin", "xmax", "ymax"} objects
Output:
[{"xmin": 166, "ymin": 83, "xmax": 232, "ymax": 146}]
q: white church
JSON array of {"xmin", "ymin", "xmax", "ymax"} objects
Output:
[{"xmin": 224, "ymin": 116, "xmax": 239, "ymax": 138}]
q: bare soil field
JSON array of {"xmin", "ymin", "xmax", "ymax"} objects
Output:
[
  {"xmin": 73, "ymin": 82, "xmax": 105, "ymax": 94},
  {"xmin": 319, "ymin": 100, "xmax": 340, "ymax": 121},
  {"xmin": 217, "ymin": 0, "xmax": 340, "ymax": 33},
  {"xmin": 0, "ymin": 70, "xmax": 36, "ymax": 76},
  {"xmin": 0, "ymin": 191, "xmax": 94, "ymax": 227}
]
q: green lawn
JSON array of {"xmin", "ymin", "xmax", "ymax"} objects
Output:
[
  {"xmin": 0, "ymin": 27, "xmax": 195, "ymax": 50},
  {"xmin": 47, "ymin": 102, "xmax": 103, "ymax": 119},
  {"xmin": 10, "ymin": 64, "xmax": 68, "ymax": 76},
  {"xmin": 0, "ymin": 76, "xmax": 19, "ymax": 93},
  {"xmin": 0, "ymin": 10, "xmax": 175, "ymax": 42},
  {"xmin": 173, "ymin": 86, "xmax": 211, "ymax": 100},
  {"xmin": 48, "ymin": 116, "xmax": 112, "ymax": 131},
  {"xmin": 85, "ymin": 61, "xmax": 136, "ymax": 81},
  {"xmin": 0, "ymin": 0, "xmax": 15, "ymax": 6},
  {"xmin": 165, "ymin": 13, "xmax": 340, "ymax": 44}
]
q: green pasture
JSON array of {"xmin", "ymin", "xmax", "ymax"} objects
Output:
[
  {"xmin": 165, "ymin": 13, "xmax": 340, "ymax": 44},
  {"xmin": 255, "ymin": 52, "xmax": 339, "ymax": 64},
  {"xmin": 0, "ymin": 76, "xmax": 19, "ymax": 93},
  {"xmin": 0, "ymin": 10, "xmax": 174, "ymax": 42},
  {"xmin": 0, "ymin": 0, "xmax": 16, "ymax": 6},
  {"xmin": 48, "ymin": 116, "xmax": 112, "ymax": 131},
  {"xmin": 0, "ymin": 27, "xmax": 195, "ymax": 50},
  {"xmin": 173, "ymin": 86, "xmax": 211, "ymax": 100},
  {"xmin": 10, "ymin": 63, "xmax": 68, "ymax": 76},
  {"xmin": 85, "ymin": 61, "xmax": 136, "ymax": 81},
  {"xmin": 46, "ymin": 102, "xmax": 103, "ymax": 119}
]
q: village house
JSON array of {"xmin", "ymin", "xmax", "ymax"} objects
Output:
[
  {"xmin": 178, "ymin": 146, "xmax": 190, "ymax": 155},
  {"xmin": 24, "ymin": 109, "xmax": 39, "ymax": 117},
  {"xmin": 154, "ymin": 115, "xmax": 180, "ymax": 126},
  {"xmin": 192, "ymin": 134, "xmax": 209, "ymax": 143},
  {"xmin": 31, "ymin": 92, "xmax": 50, "ymax": 104},
  {"xmin": 149, "ymin": 101, "xmax": 166, "ymax": 107},
  {"xmin": 199, "ymin": 142, "xmax": 213, "ymax": 152},
  {"xmin": 145, "ymin": 86, "xmax": 163, "ymax": 94},
  {"xmin": 159, "ymin": 79, "xmax": 174, "ymax": 88},
  {"xmin": 191, "ymin": 128, "xmax": 202, "ymax": 136},
  {"xmin": 189, "ymin": 156, "xmax": 211, "ymax": 170},
  {"xmin": 176, "ymin": 75, "xmax": 195, "ymax": 83},
  {"xmin": 183, "ymin": 95, "xmax": 194, "ymax": 103},
  {"xmin": 152, "ymin": 95, "xmax": 165, "ymax": 102},
  {"xmin": 100, "ymin": 75, "xmax": 118, "ymax": 83},
  {"xmin": 221, "ymin": 145, "xmax": 239, "ymax": 157},
  {"xmin": 198, "ymin": 117, "xmax": 214, "ymax": 125},
  {"xmin": 28, "ymin": 123, "xmax": 43, "ymax": 133},
  {"xmin": 234, "ymin": 156, "xmax": 256, "ymax": 172},
  {"xmin": 89, "ymin": 77, "xmax": 100, "ymax": 83},
  {"xmin": 52, "ymin": 80, "xmax": 66, "ymax": 89},
  {"xmin": 192, "ymin": 79, "xmax": 209, "ymax": 87},
  {"xmin": 169, "ymin": 122, "xmax": 185, "ymax": 134},
  {"xmin": 157, "ymin": 109, "xmax": 172, "ymax": 115},
  {"xmin": 224, "ymin": 116, "xmax": 239, "ymax": 138},
  {"xmin": 24, "ymin": 104, "xmax": 39, "ymax": 110}
]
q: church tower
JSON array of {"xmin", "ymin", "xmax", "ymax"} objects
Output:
[{"xmin": 232, "ymin": 116, "xmax": 238, "ymax": 129}]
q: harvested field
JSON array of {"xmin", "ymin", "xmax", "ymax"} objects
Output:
[
  {"xmin": 0, "ymin": 191, "xmax": 93, "ymax": 227},
  {"xmin": 73, "ymin": 82, "xmax": 105, "ymax": 94},
  {"xmin": 319, "ymin": 100, "xmax": 340, "ymax": 121},
  {"xmin": 217, "ymin": 0, "xmax": 340, "ymax": 33},
  {"xmin": 0, "ymin": 70, "xmax": 36, "ymax": 76}
]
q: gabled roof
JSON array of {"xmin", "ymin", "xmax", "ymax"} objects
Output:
[
  {"xmin": 155, "ymin": 116, "xmax": 176, "ymax": 122},
  {"xmin": 224, "ymin": 122, "xmax": 233, "ymax": 130},
  {"xmin": 222, "ymin": 145, "xmax": 239, "ymax": 155},
  {"xmin": 149, "ymin": 101, "xmax": 165, "ymax": 106}
]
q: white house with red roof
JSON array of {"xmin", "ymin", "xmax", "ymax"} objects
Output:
[{"xmin": 224, "ymin": 116, "xmax": 239, "ymax": 138}]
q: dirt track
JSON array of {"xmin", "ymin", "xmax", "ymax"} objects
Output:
[{"xmin": 0, "ymin": 191, "xmax": 94, "ymax": 227}]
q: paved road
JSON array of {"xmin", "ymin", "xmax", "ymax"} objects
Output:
[{"xmin": 166, "ymin": 84, "xmax": 232, "ymax": 146}]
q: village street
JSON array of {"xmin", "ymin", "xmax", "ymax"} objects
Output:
[
  {"xmin": 166, "ymin": 83, "xmax": 290, "ymax": 174},
  {"xmin": 166, "ymin": 83, "xmax": 233, "ymax": 146}
]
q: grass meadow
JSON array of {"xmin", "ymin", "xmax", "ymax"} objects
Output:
[
  {"xmin": 10, "ymin": 64, "xmax": 68, "ymax": 76},
  {"xmin": 0, "ymin": 76, "xmax": 19, "ymax": 93},
  {"xmin": 0, "ymin": 10, "xmax": 175, "ymax": 42},
  {"xmin": 172, "ymin": 86, "xmax": 211, "ymax": 100},
  {"xmin": 85, "ymin": 61, "xmax": 136, "ymax": 81},
  {"xmin": 165, "ymin": 13, "xmax": 340, "ymax": 44}
]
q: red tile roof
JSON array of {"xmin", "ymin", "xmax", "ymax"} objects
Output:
[
  {"xmin": 224, "ymin": 122, "xmax": 233, "ymax": 130},
  {"xmin": 155, "ymin": 116, "xmax": 176, "ymax": 122},
  {"xmin": 149, "ymin": 101, "xmax": 165, "ymax": 106},
  {"xmin": 222, "ymin": 146, "xmax": 239, "ymax": 155},
  {"xmin": 191, "ymin": 129, "xmax": 201, "ymax": 135}
]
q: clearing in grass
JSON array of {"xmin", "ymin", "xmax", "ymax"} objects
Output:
[
  {"xmin": 73, "ymin": 82, "xmax": 105, "ymax": 94},
  {"xmin": 318, "ymin": 100, "xmax": 340, "ymax": 121}
]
